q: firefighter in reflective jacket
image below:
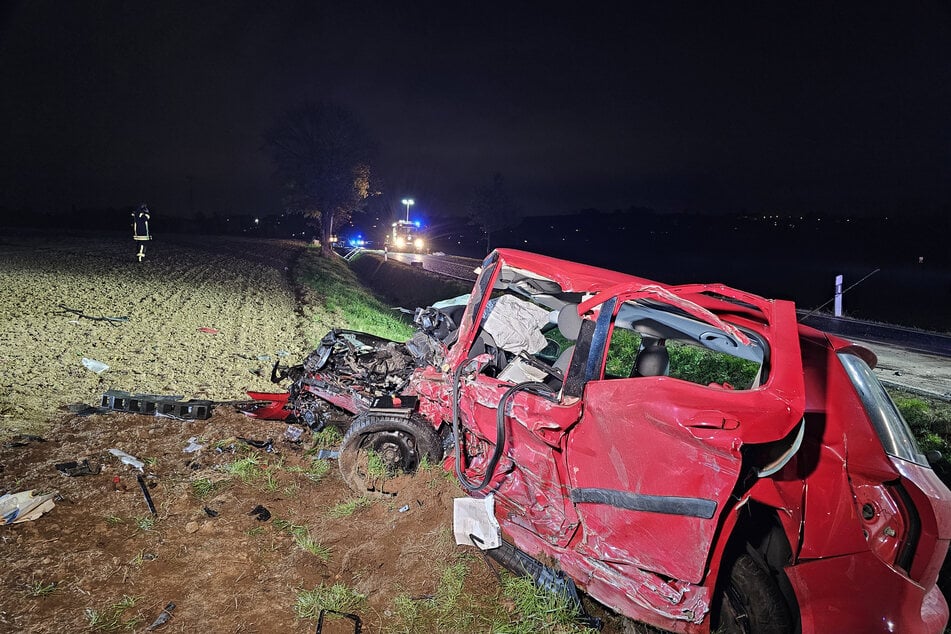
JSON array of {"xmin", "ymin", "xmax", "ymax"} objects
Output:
[{"xmin": 132, "ymin": 203, "xmax": 151, "ymax": 261}]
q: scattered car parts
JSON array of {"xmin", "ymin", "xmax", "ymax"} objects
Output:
[
  {"xmin": 54, "ymin": 459, "xmax": 101, "ymax": 477},
  {"xmin": 100, "ymin": 390, "xmax": 214, "ymax": 420},
  {"xmin": 136, "ymin": 474, "xmax": 157, "ymax": 516},
  {"xmin": 315, "ymin": 609, "xmax": 361, "ymax": 634}
]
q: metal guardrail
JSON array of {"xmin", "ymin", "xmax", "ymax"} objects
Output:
[{"xmin": 798, "ymin": 313, "xmax": 951, "ymax": 358}]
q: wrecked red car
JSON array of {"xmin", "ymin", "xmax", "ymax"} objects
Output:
[
  {"xmin": 326, "ymin": 248, "xmax": 951, "ymax": 633},
  {"xmin": 242, "ymin": 303, "xmax": 461, "ymax": 428}
]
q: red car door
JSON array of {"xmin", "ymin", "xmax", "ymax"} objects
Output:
[{"xmin": 565, "ymin": 290, "xmax": 805, "ymax": 584}]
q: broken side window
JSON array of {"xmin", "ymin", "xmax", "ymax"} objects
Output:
[{"xmin": 603, "ymin": 300, "xmax": 763, "ymax": 390}]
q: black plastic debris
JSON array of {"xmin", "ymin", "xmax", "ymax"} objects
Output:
[
  {"xmin": 248, "ymin": 505, "xmax": 271, "ymax": 522},
  {"xmin": 316, "ymin": 609, "xmax": 361, "ymax": 634},
  {"xmin": 137, "ymin": 475, "xmax": 157, "ymax": 516},
  {"xmin": 57, "ymin": 304, "xmax": 129, "ymax": 326},
  {"xmin": 146, "ymin": 602, "xmax": 176, "ymax": 631},
  {"xmin": 65, "ymin": 402, "xmax": 101, "ymax": 416},
  {"xmin": 203, "ymin": 507, "xmax": 219, "ymax": 518},
  {"xmin": 237, "ymin": 436, "xmax": 274, "ymax": 452},
  {"xmin": 54, "ymin": 459, "xmax": 101, "ymax": 477},
  {"xmin": 3, "ymin": 434, "xmax": 47, "ymax": 449},
  {"xmin": 100, "ymin": 390, "xmax": 213, "ymax": 420}
]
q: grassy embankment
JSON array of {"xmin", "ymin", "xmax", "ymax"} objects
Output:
[{"xmin": 293, "ymin": 249, "xmax": 416, "ymax": 345}]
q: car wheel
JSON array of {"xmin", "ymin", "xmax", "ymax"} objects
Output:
[
  {"xmin": 338, "ymin": 413, "xmax": 442, "ymax": 496},
  {"xmin": 715, "ymin": 553, "xmax": 794, "ymax": 634}
]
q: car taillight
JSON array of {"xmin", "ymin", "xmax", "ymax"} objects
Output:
[{"xmin": 854, "ymin": 481, "xmax": 921, "ymax": 575}]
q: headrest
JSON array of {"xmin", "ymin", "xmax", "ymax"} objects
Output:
[
  {"xmin": 632, "ymin": 337, "xmax": 669, "ymax": 377},
  {"xmin": 557, "ymin": 304, "xmax": 582, "ymax": 341}
]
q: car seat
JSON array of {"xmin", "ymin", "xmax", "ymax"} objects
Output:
[{"xmin": 630, "ymin": 336, "xmax": 669, "ymax": 377}]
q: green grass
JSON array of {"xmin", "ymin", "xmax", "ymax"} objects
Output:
[
  {"xmin": 890, "ymin": 389, "xmax": 951, "ymax": 484},
  {"xmin": 296, "ymin": 249, "xmax": 414, "ymax": 342},
  {"xmin": 135, "ymin": 515, "xmax": 155, "ymax": 532},
  {"xmin": 262, "ymin": 468, "xmax": 280, "ymax": 492},
  {"xmin": 104, "ymin": 515, "xmax": 123, "ymax": 526},
  {"xmin": 328, "ymin": 496, "xmax": 372, "ymax": 518},
  {"xmin": 604, "ymin": 328, "xmax": 760, "ymax": 387},
  {"xmin": 273, "ymin": 518, "xmax": 332, "ymax": 560},
  {"xmin": 667, "ymin": 341, "xmax": 760, "ymax": 387},
  {"xmin": 24, "ymin": 580, "xmax": 57, "ymax": 597},
  {"xmin": 432, "ymin": 561, "xmax": 469, "ymax": 629},
  {"xmin": 494, "ymin": 573, "xmax": 597, "ymax": 634},
  {"xmin": 287, "ymin": 457, "xmax": 331, "ymax": 483},
  {"xmin": 294, "ymin": 530, "xmax": 332, "ymax": 560},
  {"xmin": 129, "ymin": 551, "xmax": 145, "ymax": 568},
  {"xmin": 310, "ymin": 426, "xmax": 343, "ymax": 450},
  {"xmin": 295, "ymin": 583, "xmax": 366, "ymax": 619},
  {"xmin": 365, "ymin": 449, "xmax": 391, "ymax": 480},
  {"xmin": 220, "ymin": 455, "xmax": 286, "ymax": 491},
  {"xmin": 386, "ymin": 558, "xmax": 486, "ymax": 633},
  {"xmin": 388, "ymin": 560, "xmax": 466, "ymax": 631},
  {"xmin": 85, "ymin": 595, "xmax": 142, "ymax": 631},
  {"xmin": 891, "ymin": 391, "xmax": 951, "ymax": 453},
  {"xmin": 224, "ymin": 455, "xmax": 263, "ymax": 482},
  {"xmin": 191, "ymin": 477, "xmax": 228, "ymax": 499}
]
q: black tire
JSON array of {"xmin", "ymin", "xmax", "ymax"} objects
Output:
[
  {"xmin": 338, "ymin": 413, "xmax": 442, "ymax": 496},
  {"xmin": 714, "ymin": 553, "xmax": 794, "ymax": 634}
]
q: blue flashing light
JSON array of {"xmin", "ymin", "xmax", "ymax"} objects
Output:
[{"xmin": 414, "ymin": 220, "xmax": 421, "ymax": 227}]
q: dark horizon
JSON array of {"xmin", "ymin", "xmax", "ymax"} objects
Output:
[{"xmin": 2, "ymin": 2, "xmax": 950, "ymax": 223}]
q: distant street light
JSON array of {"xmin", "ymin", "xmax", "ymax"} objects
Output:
[{"xmin": 401, "ymin": 198, "xmax": 414, "ymax": 221}]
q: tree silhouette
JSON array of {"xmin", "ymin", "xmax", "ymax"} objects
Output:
[
  {"xmin": 265, "ymin": 102, "xmax": 373, "ymax": 257},
  {"xmin": 466, "ymin": 172, "xmax": 519, "ymax": 253}
]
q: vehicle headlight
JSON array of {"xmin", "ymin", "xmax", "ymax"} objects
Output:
[
  {"xmin": 414, "ymin": 238, "xmax": 424, "ymax": 249},
  {"xmin": 396, "ymin": 237, "xmax": 406, "ymax": 248}
]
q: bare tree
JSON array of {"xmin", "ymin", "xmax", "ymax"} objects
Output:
[
  {"xmin": 265, "ymin": 102, "xmax": 373, "ymax": 257},
  {"xmin": 466, "ymin": 172, "xmax": 519, "ymax": 253}
]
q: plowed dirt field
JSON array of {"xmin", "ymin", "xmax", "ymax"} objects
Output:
[{"xmin": 0, "ymin": 234, "xmax": 515, "ymax": 633}]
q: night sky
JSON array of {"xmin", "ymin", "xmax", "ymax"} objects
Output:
[{"xmin": 1, "ymin": 1, "xmax": 949, "ymax": 222}]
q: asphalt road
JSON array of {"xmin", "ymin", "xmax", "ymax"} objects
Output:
[
  {"xmin": 867, "ymin": 342, "xmax": 951, "ymax": 400},
  {"xmin": 381, "ymin": 250, "xmax": 482, "ymax": 281}
]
